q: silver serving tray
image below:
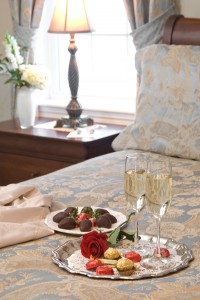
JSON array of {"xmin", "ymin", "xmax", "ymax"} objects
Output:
[{"xmin": 52, "ymin": 235, "xmax": 193, "ymax": 280}]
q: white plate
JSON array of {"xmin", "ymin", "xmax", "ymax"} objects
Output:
[{"xmin": 45, "ymin": 207, "xmax": 126, "ymax": 235}]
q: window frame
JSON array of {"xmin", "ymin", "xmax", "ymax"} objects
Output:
[{"xmin": 37, "ymin": 0, "xmax": 136, "ymax": 125}]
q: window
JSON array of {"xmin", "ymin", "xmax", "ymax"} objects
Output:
[{"xmin": 38, "ymin": 0, "xmax": 136, "ymax": 120}]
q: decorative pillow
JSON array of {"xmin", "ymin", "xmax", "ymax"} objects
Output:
[{"xmin": 112, "ymin": 44, "xmax": 200, "ymax": 161}]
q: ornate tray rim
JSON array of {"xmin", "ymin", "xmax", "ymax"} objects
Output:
[{"xmin": 51, "ymin": 235, "xmax": 193, "ymax": 280}]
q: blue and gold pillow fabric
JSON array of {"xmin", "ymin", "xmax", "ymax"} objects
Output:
[{"xmin": 112, "ymin": 44, "xmax": 200, "ymax": 160}]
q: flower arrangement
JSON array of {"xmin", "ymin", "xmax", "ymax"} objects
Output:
[{"xmin": 0, "ymin": 33, "xmax": 47, "ymax": 89}]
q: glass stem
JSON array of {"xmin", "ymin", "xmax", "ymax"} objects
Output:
[
  {"xmin": 156, "ymin": 218, "xmax": 161, "ymax": 258},
  {"xmin": 135, "ymin": 210, "xmax": 139, "ymax": 244}
]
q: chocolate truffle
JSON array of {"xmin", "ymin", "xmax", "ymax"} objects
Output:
[
  {"xmin": 104, "ymin": 248, "xmax": 121, "ymax": 259},
  {"xmin": 79, "ymin": 219, "xmax": 92, "ymax": 232},
  {"xmin": 116, "ymin": 258, "xmax": 135, "ymax": 276},
  {"xmin": 58, "ymin": 217, "xmax": 76, "ymax": 229},
  {"xmin": 96, "ymin": 215, "xmax": 112, "ymax": 229},
  {"xmin": 96, "ymin": 266, "xmax": 114, "ymax": 275},
  {"xmin": 53, "ymin": 211, "xmax": 68, "ymax": 223}
]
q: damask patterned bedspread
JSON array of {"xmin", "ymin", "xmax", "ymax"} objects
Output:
[{"xmin": 0, "ymin": 150, "xmax": 199, "ymax": 300}]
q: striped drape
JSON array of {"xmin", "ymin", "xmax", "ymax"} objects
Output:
[
  {"xmin": 9, "ymin": 0, "xmax": 46, "ymax": 63},
  {"xmin": 123, "ymin": 0, "xmax": 178, "ymax": 49}
]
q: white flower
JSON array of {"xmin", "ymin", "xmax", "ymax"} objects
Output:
[
  {"xmin": 3, "ymin": 36, "xmax": 23, "ymax": 70},
  {"xmin": 5, "ymin": 52, "xmax": 18, "ymax": 70},
  {"xmin": 4, "ymin": 35, "xmax": 23, "ymax": 64},
  {"xmin": 20, "ymin": 64, "xmax": 47, "ymax": 89},
  {"xmin": 0, "ymin": 33, "xmax": 47, "ymax": 89}
]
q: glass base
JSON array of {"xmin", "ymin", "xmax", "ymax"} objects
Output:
[
  {"xmin": 130, "ymin": 241, "xmax": 151, "ymax": 258},
  {"xmin": 141, "ymin": 256, "xmax": 173, "ymax": 271}
]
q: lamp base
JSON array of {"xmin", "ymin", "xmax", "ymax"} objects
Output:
[{"xmin": 55, "ymin": 115, "xmax": 94, "ymax": 129}]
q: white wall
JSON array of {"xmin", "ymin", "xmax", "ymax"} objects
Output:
[
  {"xmin": 0, "ymin": 0, "xmax": 200, "ymax": 121},
  {"xmin": 177, "ymin": 0, "xmax": 200, "ymax": 18},
  {"xmin": 0, "ymin": 0, "xmax": 12, "ymax": 121}
]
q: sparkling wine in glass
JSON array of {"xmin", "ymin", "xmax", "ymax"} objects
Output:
[
  {"xmin": 124, "ymin": 154, "xmax": 147, "ymax": 252},
  {"xmin": 143, "ymin": 159, "xmax": 172, "ymax": 270}
]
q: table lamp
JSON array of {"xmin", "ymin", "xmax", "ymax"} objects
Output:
[{"xmin": 48, "ymin": 0, "xmax": 93, "ymax": 128}]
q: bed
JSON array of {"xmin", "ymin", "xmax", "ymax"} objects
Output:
[{"xmin": 1, "ymin": 15, "xmax": 200, "ymax": 300}]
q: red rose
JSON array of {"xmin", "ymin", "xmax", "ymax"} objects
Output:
[{"xmin": 80, "ymin": 230, "xmax": 109, "ymax": 259}]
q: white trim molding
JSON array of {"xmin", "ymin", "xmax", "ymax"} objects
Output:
[{"xmin": 38, "ymin": 104, "xmax": 135, "ymax": 126}]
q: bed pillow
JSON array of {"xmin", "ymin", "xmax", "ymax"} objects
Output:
[{"xmin": 112, "ymin": 44, "xmax": 200, "ymax": 161}]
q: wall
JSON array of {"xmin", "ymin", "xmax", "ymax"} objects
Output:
[
  {"xmin": 0, "ymin": 0, "xmax": 200, "ymax": 121},
  {"xmin": 0, "ymin": 0, "xmax": 12, "ymax": 121},
  {"xmin": 177, "ymin": 0, "xmax": 200, "ymax": 18}
]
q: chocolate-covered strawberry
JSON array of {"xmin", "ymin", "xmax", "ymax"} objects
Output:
[
  {"xmin": 104, "ymin": 213, "xmax": 117, "ymax": 224},
  {"xmin": 96, "ymin": 214, "xmax": 112, "ymax": 229},
  {"xmin": 81, "ymin": 206, "xmax": 93, "ymax": 216},
  {"xmin": 53, "ymin": 211, "xmax": 68, "ymax": 223},
  {"xmin": 95, "ymin": 208, "xmax": 109, "ymax": 215},
  {"xmin": 79, "ymin": 219, "xmax": 92, "ymax": 232},
  {"xmin": 64, "ymin": 207, "xmax": 78, "ymax": 218},
  {"xmin": 58, "ymin": 217, "xmax": 76, "ymax": 229}
]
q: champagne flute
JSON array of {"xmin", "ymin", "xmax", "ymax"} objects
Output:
[
  {"xmin": 124, "ymin": 154, "xmax": 147, "ymax": 253},
  {"xmin": 143, "ymin": 159, "xmax": 172, "ymax": 270}
]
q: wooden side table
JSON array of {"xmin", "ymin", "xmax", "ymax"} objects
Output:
[{"xmin": 0, "ymin": 118, "xmax": 123, "ymax": 185}]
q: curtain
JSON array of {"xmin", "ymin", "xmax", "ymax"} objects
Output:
[
  {"xmin": 8, "ymin": 0, "xmax": 46, "ymax": 119},
  {"xmin": 123, "ymin": 0, "xmax": 178, "ymax": 50},
  {"xmin": 9, "ymin": 0, "xmax": 46, "ymax": 63}
]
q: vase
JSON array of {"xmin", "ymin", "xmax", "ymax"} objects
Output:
[{"xmin": 16, "ymin": 86, "xmax": 37, "ymax": 129}]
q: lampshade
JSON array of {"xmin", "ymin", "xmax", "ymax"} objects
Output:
[{"xmin": 48, "ymin": 0, "xmax": 93, "ymax": 33}]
